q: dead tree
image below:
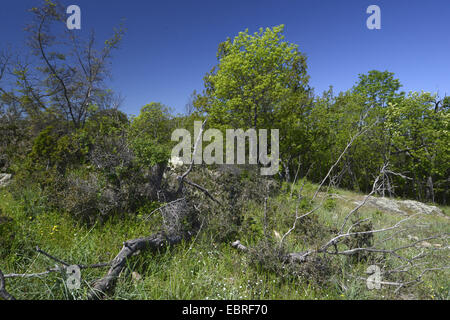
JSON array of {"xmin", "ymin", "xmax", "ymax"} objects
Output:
[
  {"xmin": 1, "ymin": 119, "xmax": 218, "ymax": 300},
  {"xmin": 0, "ymin": 245, "xmax": 110, "ymax": 300},
  {"xmin": 88, "ymin": 233, "xmax": 185, "ymax": 299},
  {"xmin": 88, "ymin": 120, "xmax": 217, "ymax": 299},
  {"xmin": 2, "ymin": 1, "xmax": 125, "ymax": 128},
  {"xmin": 232, "ymin": 130, "xmax": 449, "ymax": 294}
]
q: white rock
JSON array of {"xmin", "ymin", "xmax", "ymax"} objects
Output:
[
  {"xmin": 355, "ymin": 196, "xmax": 445, "ymax": 217},
  {"xmin": 400, "ymin": 200, "xmax": 444, "ymax": 216},
  {"xmin": 356, "ymin": 196, "xmax": 405, "ymax": 215},
  {"xmin": 168, "ymin": 156, "xmax": 184, "ymax": 170},
  {"xmin": 0, "ymin": 173, "xmax": 12, "ymax": 187}
]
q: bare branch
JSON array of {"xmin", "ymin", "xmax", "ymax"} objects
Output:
[
  {"xmin": 89, "ymin": 232, "xmax": 186, "ymax": 300},
  {"xmin": 311, "ymin": 124, "xmax": 373, "ymax": 201},
  {"xmin": 0, "ymin": 269, "xmax": 16, "ymax": 300}
]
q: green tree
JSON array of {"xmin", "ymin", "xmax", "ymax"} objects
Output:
[
  {"xmin": 197, "ymin": 25, "xmax": 309, "ymax": 129},
  {"xmin": 350, "ymin": 71, "xmax": 405, "ymax": 195},
  {"xmin": 386, "ymin": 92, "xmax": 450, "ymax": 203},
  {"xmin": 129, "ymin": 102, "xmax": 175, "ymax": 167},
  {"xmin": 195, "ymin": 25, "xmax": 311, "ymax": 178},
  {"xmin": 353, "ymin": 70, "xmax": 404, "ymax": 111}
]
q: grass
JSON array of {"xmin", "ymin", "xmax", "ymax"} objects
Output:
[{"xmin": 0, "ymin": 181, "xmax": 449, "ymax": 300}]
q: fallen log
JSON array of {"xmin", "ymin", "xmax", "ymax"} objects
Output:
[{"xmin": 88, "ymin": 232, "xmax": 186, "ymax": 299}]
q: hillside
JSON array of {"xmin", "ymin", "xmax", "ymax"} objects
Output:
[
  {"xmin": 1, "ymin": 1, "xmax": 449, "ymax": 303},
  {"xmin": 1, "ymin": 173, "xmax": 448, "ymax": 300}
]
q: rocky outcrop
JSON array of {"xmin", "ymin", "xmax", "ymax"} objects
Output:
[
  {"xmin": 363, "ymin": 196, "xmax": 405, "ymax": 215},
  {"xmin": 400, "ymin": 200, "xmax": 443, "ymax": 216},
  {"xmin": 355, "ymin": 196, "xmax": 445, "ymax": 217}
]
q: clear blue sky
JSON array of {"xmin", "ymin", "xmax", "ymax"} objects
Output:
[{"xmin": 1, "ymin": 0, "xmax": 449, "ymax": 115}]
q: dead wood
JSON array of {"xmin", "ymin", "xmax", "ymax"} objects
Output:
[{"xmin": 88, "ymin": 232, "xmax": 186, "ymax": 299}]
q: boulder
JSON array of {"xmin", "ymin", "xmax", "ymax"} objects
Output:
[
  {"xmin": 355, "ymin": 196, "xmax": 445, "ymax": 217},
  {"xmin": 400, "ymin": 200, "xmax": 444, "ymax": 216},
  {"xmin": 359, "ymin": 196, "xmax": 405, "ymax": 215}
]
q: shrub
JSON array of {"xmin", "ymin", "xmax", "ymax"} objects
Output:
[
  {"xmin": 184, "ymin": 164, "xmax": 278, "ymax": 243},
  {"xmin": 343, "ymin": 220, "xmax": 374, "ymax": 263},
  {"xmin": 248, "ymin": 240, "xmax": 332, "ymax": 285}
]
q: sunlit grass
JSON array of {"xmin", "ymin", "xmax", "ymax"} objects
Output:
[{"xmin": 1, "ymin": 181, "xmax": 448, "ymax": 300}]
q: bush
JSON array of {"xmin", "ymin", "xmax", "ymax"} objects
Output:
[
  {"xmin": 248, "ymin": 240, "xmax": 332, "ymax": 285},
  {"xmin": 62, "ymin": 171, "xmax": 110, "ymax": 223},
  {"xmin": 183, "ymin": 164, "xmax": 279, "ymax": 243},
  {"xmin": 343, "ymin": 220, "xmax": 374, "ymax": 263}
]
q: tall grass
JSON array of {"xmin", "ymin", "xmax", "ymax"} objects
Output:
[{"xmin": 0, "ymin": 182, "xmax": 448, "ymax": 300}]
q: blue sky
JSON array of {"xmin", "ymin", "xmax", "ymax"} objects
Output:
[{"xmin": 1, "ymin": 0, "xmax": 449, "ymax": 116}]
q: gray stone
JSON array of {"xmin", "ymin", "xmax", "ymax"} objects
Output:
[
  {"xmin": 399, "ymin": 200, "xmax": 444, "ymax": 216},
  {"xmin": 0, "ymin": 173, "xmax": 12, "ymax": 187},
  {"xmin": 355, "ymin": 196, "xmax": 445, "ymax": 217},
  {"xmin": 355, "ymin": 196, "xmax": 405, "ymax": 215}
]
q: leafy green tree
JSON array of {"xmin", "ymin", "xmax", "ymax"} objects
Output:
[
  {"xmin": 353, "ymin": 70, "xmax": 404, "ymax": 111},
  {"xmin": 305, "ymin": 88, "xmax": 365, "ymax": 186},
  {"xmin": 197, "ymin": 25, "xmax": 310, "ymax": 130},
  {"xmin": 349, "ymin": 71, "xmax": 405, "ymax": 195},
  {"xmin": 129, "ymin": 102, "xmax": 175, "ymax": 167},
  {"xmin": 386, "ymin": 92, "xmax": 449, "ymax": 202},
  {"xmin": 195, "ymin": 25, "xmax": 311, "ymax": 178}
]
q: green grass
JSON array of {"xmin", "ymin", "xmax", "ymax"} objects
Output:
[{"xmin": 1, "ymin": 182, "xmax": 448, "ymax": 300}]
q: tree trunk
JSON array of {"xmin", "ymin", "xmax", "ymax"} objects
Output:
[{"xmin": 427, "ymin": 176, "xmax": 435, "ymax": 203}]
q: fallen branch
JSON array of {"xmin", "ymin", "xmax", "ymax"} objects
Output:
[
  {"xmin": 88, "ymin": 232, "xmax": 187, "ymax": 300},
  {"xmin": 1, "ymin": 246, "xmax": 110, "ymax": 300},
  {"xmin": 184, "ymin": 178, "xmax": 221, "ymax": 205},
  {"xmin": 176, "ymin": 119, "xmax": 221, "ymax": 205},
  {"xmin": 231, "ymin": 240, "xmax": 248, "ymax": 252},
  {"xmin": 4, "ymin": 247, "xmax": 110, "ymax": 280},
  {"xmin": 0, "ymin": 269, "xmax": 15, "ymax": 300},
  {"xmin": 88, "ymin": 119, "xmax": 219, "ymax": 299},
  {"xmin": 4, "ymin": 269, "xmax": 61, "ymax": 280},
  {"xmin": 231, "ymin": 240, "xmax": 311, "ymax": 264},
  {"xmin": 312, "ymin": 124, "xmax": 373, "ymax": 201},
  {"xmin": 35, "ymin": 246, "xmax": 70, "ymax": 267}
]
